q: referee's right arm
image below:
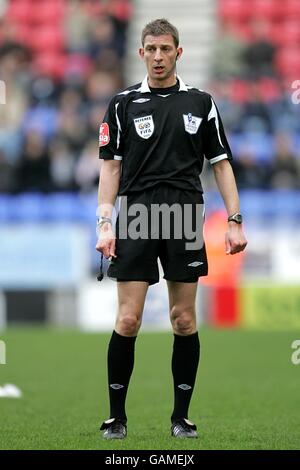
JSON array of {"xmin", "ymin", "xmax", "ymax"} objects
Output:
[
  {"xmin": 96, "ymin": 96, "xmax": 123, "ymax": 258},
  {"xmin": 96, "ymin": 159, "xmax": 121, "ymax": 258}
]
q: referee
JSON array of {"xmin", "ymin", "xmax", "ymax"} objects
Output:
[{"xmin": 96, "ymin": 18, "xmax": 247, "ymax": 439}]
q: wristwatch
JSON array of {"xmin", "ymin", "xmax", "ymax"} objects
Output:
[
  {"xmin": 227, "ymin": 213, "xmax": 243, "ymax": 224},
  {"xmin": 97, "ymin": 216, "xmax": 112, "ymax": 228}
]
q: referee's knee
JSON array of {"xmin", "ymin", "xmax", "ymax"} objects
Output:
[
  {"xmin": 115, "ymin": 311, "xmax": 142, "ymax": 336},
  {"xmin": 170, "ymin": 307, "xmax": 196, "ymax": 335}
]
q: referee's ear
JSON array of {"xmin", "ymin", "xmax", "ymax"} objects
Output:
[
  {"xmin": 176, "ymin": 47, "xmax": 183, "ymax": 61},
  {"xmin": 139, "ymin": 47, "xmax": 145, "ymax": 59}
]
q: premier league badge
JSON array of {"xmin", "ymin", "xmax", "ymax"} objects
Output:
[
  {"xmin": 134, "ymin": 115, "xmax": 154, "ymax": 139},
  {"xmin": 183, "ymin": 113, "xmax": 202, "ymax": 135}
]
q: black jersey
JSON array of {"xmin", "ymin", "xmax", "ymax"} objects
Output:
[{"xmin": 99, "ymin": 75, "xmax": 232, "ymax": 195}]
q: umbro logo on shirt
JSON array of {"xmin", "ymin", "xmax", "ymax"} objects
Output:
[{"xmin": 132, "ymin": 98, "xmax": 151, "ymax": 103}]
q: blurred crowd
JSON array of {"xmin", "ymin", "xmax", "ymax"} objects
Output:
[
  {"xmin": 207, "ymin": 6, "xmax": 300, "ymax": 190},
  {"xmin": 0, "ymin": 0, "xmax": 132, "ymax": 193},
  {"xmin": 0, "ymin": 0, "xmax": 299, "ymax": 194}
]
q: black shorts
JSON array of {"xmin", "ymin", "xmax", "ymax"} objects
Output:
[{"xmin": 107, "ymin": 184, "xmax": 208, "ymax": 285}]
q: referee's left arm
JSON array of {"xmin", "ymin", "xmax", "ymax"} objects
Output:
[
  {"xmin": 213, "ymin": 159, "xmax": 247, "ymax": 255},
  {"xmin": 202, "ymin": 95, "xmax": 247, "ymax": 255}
]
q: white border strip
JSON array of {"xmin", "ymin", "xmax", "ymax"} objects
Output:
[{"xmin": 210, "ymin": 153, "xmax": 228, "ymax": 165}]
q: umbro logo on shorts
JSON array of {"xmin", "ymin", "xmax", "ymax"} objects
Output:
[
  {"xmin": 110, "ymin": 384, "xmax": 124, "ymax": 390},
  {"xmin": 188, "ymin": 261, "xmax": 203, "ymax": 267}
]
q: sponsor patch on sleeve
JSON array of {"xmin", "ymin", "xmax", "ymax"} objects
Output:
[{"xmin": 99, "ymin": 123, "xmax": 110, "ymax": 147}]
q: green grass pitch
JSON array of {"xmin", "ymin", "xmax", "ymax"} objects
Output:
[{"xmin": 0, "ymin": 327, "xmax": 299, "ymax": 450}]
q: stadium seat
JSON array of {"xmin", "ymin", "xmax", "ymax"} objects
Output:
[
  {"xmin": 231, "ymin": 132, "xmax": 275, "ymax": 161},
  {"xmin": 284, "ymin": 0, "xmax": 300, "ymax": 17},
  {"xmin": 7, "ymin": 0, "xmax": 31, "ymax": 23},
  {"xmin": 258, "ymin": 78, "xmax": 281, "ymax": 102},
  {"xmin": 0, "ymin": 196, "xmax": 12, "ymax": 222},
  {"xmin": 33, "ymin": 53, "xmax": 67, "ymax": 79},
  {"xmin": 249, "ymin": 0, "xmax": 278, "ymax": 20},
  {"xmin": 268, "ymin": 21, "xmax": 300, "ymax": 46},
  {"xmin": 229, "ymin": 80, "xmax": 250, "ymax": 103},
  {"xmin": 108, "ymin": 0, "xmax": 134, "ymax": 22},
  {"xmin": 31, "ymin": 1, "xmax": 65, "ymax": 25},
  {"xmin": 13, "ymin": 23, "xmax": 32, "ymax": 46},
  {"xmin": 64, "ymin": 54, "xmax": 93, "ymax": 81},
  {"xmin": 29, "ymin": 26, "xmax": 64, "ymax": 52},
  {"xmin": 230, "ymin": 21, "xmax": 253, "ymax": 41},
  {"xmin": 10, "ymin": 194, "xmax": 45, "ymax": 222},
  {"xmin": 219, "ymin": 0, "xmax": 252, "ymax": 22},
  {"xmin": 44, "ymin": 193, "xmax": 79, "ymax": 221},
  {"xmin": 276, "ymin": 48, "xmax": 300, "ymax": 78},
  {"xmin": 267, "ymin": 0, "xmax": 286, "ymax": 19}
]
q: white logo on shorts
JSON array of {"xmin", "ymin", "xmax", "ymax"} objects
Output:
[
  {"xmin": 188, "ymin": 261, "xmax": 203, "ymax": 267},
  {"xmin": 134, "ymin": 115, "xmax": 154, "ymax": 139}
]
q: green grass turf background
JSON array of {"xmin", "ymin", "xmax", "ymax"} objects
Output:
[{"xmin": 0, "ymin": 328, "xmax": 299, "ymax": 450}]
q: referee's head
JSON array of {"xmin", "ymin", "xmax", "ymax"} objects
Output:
[
  {"xmin": 141, "ymin": 18, "xmax": 179, "ymax": 48},
  {"xmin": 139, "ymin": 19, "xmax": 183, "ymax": 85}
]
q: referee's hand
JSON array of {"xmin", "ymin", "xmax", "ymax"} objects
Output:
[
  {"xmin": 95, "ymin": 224, "xmax": 117, "ymax": 259},
  {"xmin": 225, "ymin": 224, "xmax": 247, "ymax": 255}
]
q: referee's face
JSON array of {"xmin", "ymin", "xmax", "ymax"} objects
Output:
[{"xmin": 139, "ymin": 34, "xmax": 182, "ymax": 88}]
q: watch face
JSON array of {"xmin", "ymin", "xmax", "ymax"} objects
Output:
[{"xmin": 229, "ymin": 214, "xmax": 243, "ymax": 224}]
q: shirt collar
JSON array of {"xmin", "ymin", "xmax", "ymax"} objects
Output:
[{"xmin": 140, "ymin": 75, "xmax": 188, "ymax": 93}]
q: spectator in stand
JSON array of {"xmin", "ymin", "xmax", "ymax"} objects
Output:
[
  {"xmin": 269, "ymin": 134, "xmax": 300, "ymax": 190},
  {"xmin": 87, "ymin": 103, "xmax": 107, "ymax": 141},
  {"xmin": 233, "ymin": 147, "xmax": 269, "ymax": 190},
  {"xmin": 0, "ymin": 149, "xmax": 15, "ymax": 193},
  {"xmin": 242, "ymin": 19, "xmax": 277, "ymax": 80},
  {"xmin": 74, "ymin": 139, "xmax": 99, "ymax": 192},
  {"xmin": 16, "ymin": 131, "xmax": 52, "ymax": 193},
  {"xmin": 49, "ymin": 137, "xmax": 76, "ymax": 192},
  {"xmin": 89, "ymin": 15, "xmax": 119, "ymax": 60},
  {"xmin": 212, "ymin": 22, "xmax": 247, "ymax": 80},
  {"xmin": 209, "ymin": 80, "xmax": 242, "ymax": 133},
  {"xmin": 64, "ymin": 0, "xmax": 91, "ymax": 54},
  {"xmin": 0, "ymin": 41, "xmax": 31, "ymax": 162},
  {"xmin": 56, "ymin": 87, "xmax": 88, "ymax": 155},
  {"xmin": 238, "ymin": 82, "xmax": 273, "ymax": 133},
  {"xmin": 85, "ymin": 68, "xmax": 121, "ymax": 103},
  {"xmin": 97, "ymin": 0, "xmax": 133, "ymax": 58}
]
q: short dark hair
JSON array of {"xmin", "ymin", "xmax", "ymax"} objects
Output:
[{"xmin": 141, "ymin": 18, "xmax": 179, "ymax": 48}]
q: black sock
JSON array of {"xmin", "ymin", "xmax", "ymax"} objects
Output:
[
  {"xmin": 107, "ymin": 330, "xmax": 137, "ymax": 422},
  {"xmin": 171, "ymin": 332, "xmax": 200, "ymax": 422}
]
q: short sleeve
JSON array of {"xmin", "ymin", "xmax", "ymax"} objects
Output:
[
  {"xmin": 202, "ymin": 95, "xmax": 233, "ymax": 165},
  {"xmin": 99, "ymin": 96, "xmax": 124, "ymax": 161}
]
